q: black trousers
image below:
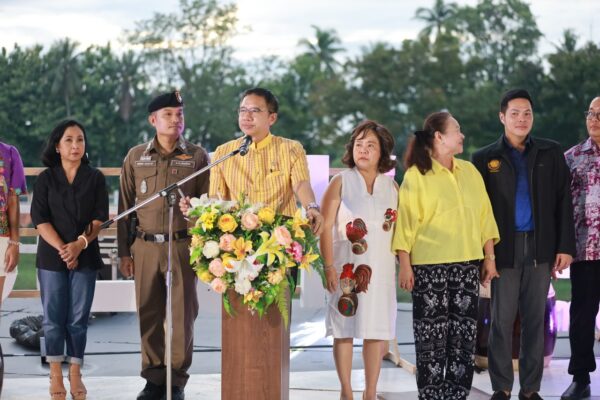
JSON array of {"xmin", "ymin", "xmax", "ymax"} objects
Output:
[
  {"xmin": 568, "ymin": 260, "xmax": 600, "ymax": 384},
  {"xmin": 412, "ymin": 260, "xmax": 480, "ymax": 400}
]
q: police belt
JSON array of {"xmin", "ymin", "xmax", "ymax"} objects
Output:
[{"xmin": 135, "ymin": 229, "xmax": 190, "ymax": 243}]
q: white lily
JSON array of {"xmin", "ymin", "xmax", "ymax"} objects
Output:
[{"xmin": 228, "ymin": 255, "xmax": 264, "ymax": 282}]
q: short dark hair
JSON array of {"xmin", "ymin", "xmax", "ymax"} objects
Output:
[
  {"xmin": 403, "ymin": 111, "xmax": 452, "ymax": 175},
  {"xmin": 41, "ymin": 119, "xmax": 90, "ymax": 167},
  {"xmin": 500, "ymin": 89, "xmax": 534, "ymax": 113},
  {"xmin": 342, "ymin": 120, "xmax": 397, "ymax": 174},
  {"xmin": 240, "ymin": 87, "xmax": 279, "ymax": 113}
]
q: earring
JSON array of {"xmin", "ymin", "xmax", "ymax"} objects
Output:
[{"xmin": 55, "ymin": 149, "xmax": 59, "ymax": 153}]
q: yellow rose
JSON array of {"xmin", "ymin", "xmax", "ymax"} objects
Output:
[
  {"xmin": 197, "ymin": 269, "xmax": 214, "ymax": 283},
  {"xmin": 191, "ymin": 234, "xmax": 204, "ymax": 249},
  {"xmin": 267, "ymin": 270, "xmax": 284, "ymax": 285},
  {"xmin": 258, "ymin": 207, "xmax": 276, "ymax": 224},
  {"xmin": 218, "ymin": 214, "xmax": 238, "ymax": 233}
]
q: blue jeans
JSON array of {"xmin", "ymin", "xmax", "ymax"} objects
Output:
[{"xmin": 38, "ymin": 268, "xmax": 97, "ymax": 365}]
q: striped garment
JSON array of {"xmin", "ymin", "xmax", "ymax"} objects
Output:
[{"xmin": 209, "ymin": 133, "xmax": 310, "ymax": 217}]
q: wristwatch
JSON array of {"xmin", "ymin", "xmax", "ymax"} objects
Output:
[
  {"xmin": 306, "ymin": 202, "xmax": 320, "ymax": 212},
  {"xmin": 484, "ymin": 254, "xmax": 496, "ymax": 261}
]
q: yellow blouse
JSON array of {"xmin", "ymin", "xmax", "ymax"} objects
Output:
[{"xmin": 392, "ymin": 158, "xmax": 499, "ymax": 265}]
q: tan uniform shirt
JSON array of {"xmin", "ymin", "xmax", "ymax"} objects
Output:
[{"xmin": 117, "ymin": 136, "xmax": 210, "ymax": 257}]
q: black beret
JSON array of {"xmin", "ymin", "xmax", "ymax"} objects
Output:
[{"xmin": 147, "ymin": 91, "xmax": 184, "ymax": 113}]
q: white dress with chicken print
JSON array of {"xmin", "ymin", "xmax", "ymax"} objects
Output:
[{"xmin": 325, "ymin": 168, "xmax": 398, "ymax": 340}]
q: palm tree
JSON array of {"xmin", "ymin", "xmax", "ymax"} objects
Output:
[
  {"xmin": 414, "ymin": 0, "xmax": 458, "ymax": 40},
  {"xmin": 298, "ymin": 25, "xmax": 344, "ymax": 76},
  {"xmin": 48, "ymin": 38, "xmax": 81, "ymax": 117},
  {"xmin": 555, "ymin": 29, "xmax": 578, "ymax": 54},
  {"xmin": 117, "ymin": 51, "xmax": 143, "ymax": 124}
]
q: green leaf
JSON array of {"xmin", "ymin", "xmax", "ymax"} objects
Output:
[
  {"xmin": 222, "ymin": 292, "xmax": 235, "ymax": 317},
  {"xmin": 190, "ymin": 246, "xmax": 202, "ymax": 265},
  {"xmin": 275, "ymin": 279, "xmax": 290, "ymax": 328},
  {"xmin": 265, "ymin": 291, "xmax": 275, "ymax": 307},
  {"xmin": 256, "ymin": 301, "xmax": 265, "ymax": 317}
]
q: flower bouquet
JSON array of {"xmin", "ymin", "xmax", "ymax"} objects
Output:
[{"xmin": 188, "ymin": 195, "xmax": 324, "ymax": 327}]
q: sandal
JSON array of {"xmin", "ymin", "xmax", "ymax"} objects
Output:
[
  {"xmin": 363, "ymin": 393, "xmax": 385, "ymax": 400},
  {"xmin": 49, "ymin": 374, "xmax": 67, "ymax": 400},
  {"xmin": 68, "ymin": 373, "xmax": 87, "ymax": 400}
]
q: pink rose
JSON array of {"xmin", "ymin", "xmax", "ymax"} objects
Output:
[
  {"xmin": 219, "ymin": 234, "xmax": 236, "ymax": 251},
  {"xmin": 210, "ymin": 278, "xmax": 227, "ymax": 294},
  {"xmin": 286, "ymin": 241, "xmax": 303, "ymax": 262},
  {"xmin": 208, "ymin": 258, "xmax": 225, "ymax": 277},
  {"xmin": 274, "ymin": 226, "xmax": 293, "ymax": 246},
  {"xmin": 241, "ymin": 212, "xmax": 260, "ymax": 230}
]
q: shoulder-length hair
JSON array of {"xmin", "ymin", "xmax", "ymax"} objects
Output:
[
  {"xmin": 342, "ymin": 120, "xmax": 397, "ymax": 173},
  {"xmin": 41, "ymin": 119, "xmax": 90, "ymax": 167}
]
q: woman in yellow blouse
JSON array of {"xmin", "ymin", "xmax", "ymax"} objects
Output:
[{"xmin": 393, "ymin": 111, "xmax": 499, "ymax": 400}]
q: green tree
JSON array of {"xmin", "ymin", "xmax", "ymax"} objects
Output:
[
  {"xmin": 537, "ymin": 32, "xmax": 600, "ymax": 147},
  {"xmin": 455, "ymin": 0, "xmax": 542, "ymax": 87},
  {"xmin": 125, "ymin": 0, "xmax": 244, "ymax": 150},
  {"xmin": 297, "ymin": 25, "xmax": 344, "ymax": 76},
  {"xmin": 262, "ymin": 28, "xmax": 349, "ymax": 157},
  {"xmin": 179, "ymin": 56, "xmax": 250, "ymax": 151},
  {"xmin": 0, "ymin": 44, "xmax": 64, "ymax": 167},
  {"xmin": 125, "ymin": 0, "xmax": 239, "ymax": 85},
  {"xmin": 47, "ymin": 38, "xmax": 81, "ymax": 117},
  {"xmin": 415, "ymin": 0, "xmax": 458, "ymax": 40}
]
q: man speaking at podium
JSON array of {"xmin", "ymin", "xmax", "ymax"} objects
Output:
[
  {"xmin": 183, "ymin": 87, "xmax": 323, "ymax": 235},
  {"xmin": 118, "ymin": 91, "xmax": 210, "ymax": 400}
]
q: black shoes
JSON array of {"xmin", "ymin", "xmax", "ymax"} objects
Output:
[
  {"xmin": 561, "ymin": 382, "xmax": 591, "ymax": 400},
  {"xmin": 161, "ymin": 386, "xmax": 185, "ymax": 400},
  {"xmin": 518, "ymin": 392, "xmax": 543, "ymax": 400},
  {"xmin": 172, "ymin": 386, "xmax": 185, "ymax": 400},
  {"xmin": 137, "ymin": 381, "xmax": 166, "ymax": 400},
  {"xmin": 491, "ymin": 391, "xmax": 511, "ymax": 400}
]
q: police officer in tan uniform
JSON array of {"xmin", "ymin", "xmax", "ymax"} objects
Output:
[{"xmin": 118, "ymin": 91, "xmax": 209, "ymax": 400}]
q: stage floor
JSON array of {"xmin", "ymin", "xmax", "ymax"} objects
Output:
[{"xmin": 1, "ymin": 298, "xmax": 599, "ymax": 399}]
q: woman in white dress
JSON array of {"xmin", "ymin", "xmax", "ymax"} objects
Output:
[{"xmin": 321, "ymin": 120, "xmax": 398, "ymax": 400}]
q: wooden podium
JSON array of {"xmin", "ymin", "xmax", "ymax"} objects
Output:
[{"xmin": 221, "ymin": 290, "xmax": 290, "ymax": 400}]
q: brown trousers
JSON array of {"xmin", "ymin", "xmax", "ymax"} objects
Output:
[{"xmin": 131, "ymin": 238, "xmax": 198, "ymax": 387}]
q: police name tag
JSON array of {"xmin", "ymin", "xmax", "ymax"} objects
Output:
[
  {"xmin": 170, "ymin": 160, "xmax": 195, "ymax": 168},
  {"xmin": 135, "ymin": 161, "xmax": 157, "ymax": 167}
]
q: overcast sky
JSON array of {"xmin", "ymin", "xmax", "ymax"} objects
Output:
[{"xmin": 1, "ymin": 0, "xmax": 598, "ymax": 60}]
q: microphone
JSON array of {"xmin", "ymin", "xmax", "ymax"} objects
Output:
[{"xmin": 238, "ymin": 135, "xmax": 252, "ymax": 156}]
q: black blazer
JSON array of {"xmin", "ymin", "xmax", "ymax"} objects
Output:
[
  {"xmin": 472, "ymin": 135, "xmax": 575, "ymax": 269},
  {"xmin": 31, "ymin": 164, "xmax": 108, "ymax": 271}
]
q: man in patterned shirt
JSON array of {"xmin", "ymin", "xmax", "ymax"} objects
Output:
[{"xmin": 561, "ymin": 96, "xmax": 600, "ymax": 400}]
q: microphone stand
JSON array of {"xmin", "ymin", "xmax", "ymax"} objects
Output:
[{"xmin": 101, "ymin": 136, "xmax": 251, "ymax": 400}]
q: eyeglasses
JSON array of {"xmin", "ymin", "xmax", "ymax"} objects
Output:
[
  {"xmin": 584, "ymin": 111, "xmax": 600, "ymax": 122},
  {"xmin": 238, "ymin": 107, "xmax": 266, "ymax": 116}
]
